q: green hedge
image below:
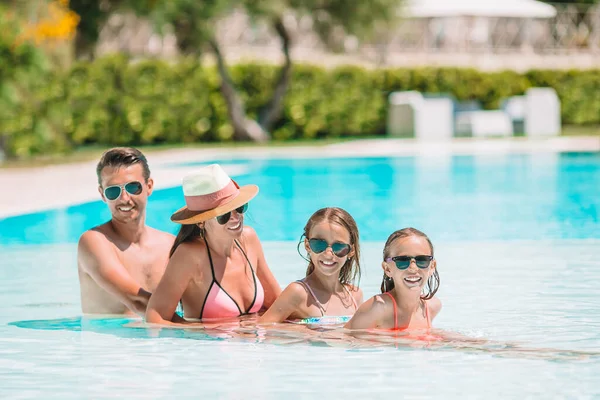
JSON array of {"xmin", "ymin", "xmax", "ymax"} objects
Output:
[{"xmin": 2, "ymin": 54, "xmax": 600, "ymax": 157}]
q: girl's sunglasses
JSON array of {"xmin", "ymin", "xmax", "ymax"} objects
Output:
[
  {"xmin": 308, "ymin": 238, "xmax": 351, "ymax": 257},
  {"xmin": 103, "ymin": 181, "xmax": 143, "ymax": 201},
  {"xmin": 216, "ymin": 203, "xmax": 248, "ymax": 225},
  {"xmin": 385, "ymin": 255, "xmax": 433, "ymax": 270}
]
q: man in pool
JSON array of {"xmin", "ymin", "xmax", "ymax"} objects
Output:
[{"xmin": 77, "ymin": 147, "xmax": 175, "ymax": 316}]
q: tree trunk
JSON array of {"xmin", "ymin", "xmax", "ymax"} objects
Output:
[
  {"xmin": 208, "ymin": 39, "xmax": 269, "ymax": 142},
  {"xmin": 0, "ymin": 134, "xmax": 7, "ymax": 162},
  {"xmin": 74, "ymin": 30, "xmax": 95, "ymax": 60},
  {"xmin": 258, "ymin": 17, "xmax": 293, "ymax": 132}
]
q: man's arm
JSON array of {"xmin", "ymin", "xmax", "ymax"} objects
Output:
[{"xmin": 78, "ymin": 231, "xmax": 151, "ymax": 315}]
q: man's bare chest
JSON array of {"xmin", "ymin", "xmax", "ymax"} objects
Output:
[{"xmin": 117, "ymin": 246, "xmax": 167, "ymax": 289}]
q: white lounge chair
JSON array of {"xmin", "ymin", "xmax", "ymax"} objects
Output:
[{"xmin": 387, "ymin": 91, "xmax": 454, "ymax": 141}]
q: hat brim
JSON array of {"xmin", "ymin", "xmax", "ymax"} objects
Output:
[{"xmin": 170, "ymin": 185, "xmax": 259, "ymax": 225}]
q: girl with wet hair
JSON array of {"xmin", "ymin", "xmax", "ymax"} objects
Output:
[
  {"xmin": 345, "ymin": 227, "xmax": 441, "ymax": 330},
  {"xmin": 259, "ymin": 207, "xmax": 363, "ymax": 324}
]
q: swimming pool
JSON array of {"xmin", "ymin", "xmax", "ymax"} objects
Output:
[{"xmin": 1, "ymin": 153, "xmax": 599, "ymax": 398}]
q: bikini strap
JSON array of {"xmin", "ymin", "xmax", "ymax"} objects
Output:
[
  {"xmin": 423, "ymin": 299, "xmax": 431, "ymax": 329},
  {"xmin": 199, "ymin": 235, "xmax": 217, "ymax": 319},
  {"xmin": 203, "ymin": 236, "xmax": 216, "ymax": 279},
  {"xmin": 234, "ymin": 240, "xmax": 256, "ymax": 278},
  {"xmin": 234, "ymin": 239, "xmax": 258, "ymax": 313},
  {"xmin": 342, "ymin": 284, "xmax": 358, "ymax": 310},
  {"xmin": 295, "ymin": 280, "xmax": 325, "ymax": 316},
  {"xmin": 384, "ymin": 292, "xmax": 398, "ymax": 330}
]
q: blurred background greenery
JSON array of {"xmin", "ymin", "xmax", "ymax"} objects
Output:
[{"xmin": 1, "ymin": 0, "xmax": 599, "ymax": 161}]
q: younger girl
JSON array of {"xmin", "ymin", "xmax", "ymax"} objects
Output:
[
  {"xmin": 259, "ymin": 207, "xmax": 363, "ymax": 324},
  {"xmin": 345, "ymin": 227, "xmax": 441, "ymax": 330}
]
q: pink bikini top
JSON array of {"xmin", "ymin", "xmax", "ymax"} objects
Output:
[{"xmin": 199, "ymin": 237, "xmax": 264, "ymax": 320}]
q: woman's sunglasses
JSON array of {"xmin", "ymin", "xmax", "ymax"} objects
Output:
[
  {"xmin": 216, "ymin": 203, "xmax": 248, "ymax": 225},
  {"xmin": 308, "ymin": 238, "xmax": 351, "ymax": 257},
  {"xmin": 103, "ymin": 181, "xmax": 143, "ymax": 201},
  {"xmin": 385, "ymin": 255, "xmax": 433, "ymax": 270}
]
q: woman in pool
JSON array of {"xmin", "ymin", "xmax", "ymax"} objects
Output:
[
  {"xmin": 345, "ymin": 227, "xmax": 441, "ymax": 330},
  {"xmin": 145, "ymin": 164, "xmax": 281, "ymax": 325},
  {"xmin": 259, "ymin": 207, "xmax": 363, "ymax": 324}
]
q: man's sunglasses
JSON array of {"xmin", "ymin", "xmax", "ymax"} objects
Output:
[
  {"xmin": 385, "ymin": 255, "xmax": 433, "ymax": 270},
  {"xmin": 216, "ymin": 203, "xmax": 248, "ymax": 225},
  {"xmin": 103, "ymin": 181, "xmax": 143, "ymax": 201},
  {"xmin": 308, "ymin": 238, "xmax": 351, "ymax": 258}
]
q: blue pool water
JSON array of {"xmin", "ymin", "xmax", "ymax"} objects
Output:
[
  {"xmin": 2, "ymin": 152, "xmax": 599, "ymax": 244},
  {"xmin": 1, "ymin": 152, "xmax": 599, "ymax": 398}
]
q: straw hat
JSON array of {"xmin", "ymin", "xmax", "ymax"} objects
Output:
[{"xmin": 170, "ymin": 164, "xmax": 258, "ymax": 225}]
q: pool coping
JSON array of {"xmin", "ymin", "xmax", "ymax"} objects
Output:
[{"xmin": 1, "ymin": 136, "xmax": 598, "ymax": 219}]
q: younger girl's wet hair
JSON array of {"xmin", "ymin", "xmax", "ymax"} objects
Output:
[
  {"xmin": 381, "ymin": 227, "xmax": 440, "ymax": 300},
  {"xmin": 297, "ymin": 207, "xmax": 361, "ymax": 286}
]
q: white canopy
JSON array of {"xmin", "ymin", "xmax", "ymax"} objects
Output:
[{"xmin": 403, "ymin": 0, "xmax": 557, "ymax": 19}]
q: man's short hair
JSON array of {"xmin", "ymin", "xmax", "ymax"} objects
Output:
[{"xmin": 96, "ymin": 147, "xmax": 151, "ymax": 185}]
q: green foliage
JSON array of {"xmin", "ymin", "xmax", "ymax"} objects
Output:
[
  {"xmin": 288, "ymin": 0, "xmax": 400, "ymax": 49},
  {"xmin": 526, "ymin": 69, "xmax": 600, "ymax": 126},
  {"xmin": 3, "ymin": 56, "xmax": 600, "ymax": 158},
  {"xmin": 541, "ymin": 0, "xmax": 599, "ymax": 4},
  {"xmin": 131, "ymin": 0, "xmax": 402, "ymax": 54},
  {"xmin": 68, "ymin": 0, "xmax": 128, "ymax": 58},
  {"xmin": 0, "ymin": 4, "xmax": 70, "ymax": 158}
]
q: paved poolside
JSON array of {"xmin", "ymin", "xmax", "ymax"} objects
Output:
[{"xmin": 1, "ymin": 136, "xmax": 598, "ymax": 218}]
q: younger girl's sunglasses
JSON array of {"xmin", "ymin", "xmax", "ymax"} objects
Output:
[{"xmin": 385, "ymin": 255, "xmax": 433, "ymax": 270}]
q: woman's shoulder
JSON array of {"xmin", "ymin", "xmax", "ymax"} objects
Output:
[
  {"xmin": 242, "ymin": 225, "xmax": 258, "ymax": 239},
  {"xmin": 171, "ymin": 239, "xmax": 206, "ymax": 264},
  {"xmin": 240, "ymin": 226, "xmax": 262, "ymax": 247}
]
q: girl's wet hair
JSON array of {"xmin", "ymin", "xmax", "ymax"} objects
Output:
[
  {"xmin": 381, "ymin": 227, "xmax": 440, "ymax": 300},
  {"xmin": 297, "ymin": 207, "xmax": 361, "ymax": 286}
]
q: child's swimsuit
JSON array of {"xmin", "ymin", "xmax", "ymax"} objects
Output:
[
  {"xmin": 384, "ymin": 292, "xmax": 431, "ymax": 330},
  {"xmin": 291, "ymin": 279, "xmax": 358, "ymax": 325}
]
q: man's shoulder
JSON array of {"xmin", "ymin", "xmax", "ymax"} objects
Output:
[
  {"xmin": 77, "ymin": 224, "xmax": 118, "ymax": 269},
  {"xmin": 147, "ymin": 226, "xmax": 175, "ymax": 240},
  {"xmin": 78, "ymin": 222, "xmax": 113, "ymax": 248},
  {"xmin": 146, "ymin": 227, "xmax": 175, "ymax": 247}
]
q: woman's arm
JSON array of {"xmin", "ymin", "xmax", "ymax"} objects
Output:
[
  {"xmin": 344, "ymin": 296, "xmax": 386, "ymax": 330},
  {"xmin": 244, "ymin": 226, "xmax": 281, "ymax": 308},
  {"xmin": 258, "ymin": 282, "xmax": 306, "ymax": 324},
  {"xmin": 145, "ymin": 243, "xmax": 197, "ymax": 325}
]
